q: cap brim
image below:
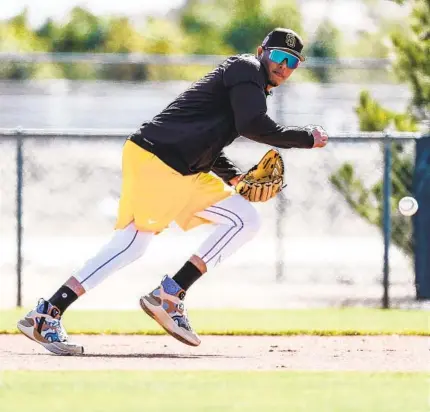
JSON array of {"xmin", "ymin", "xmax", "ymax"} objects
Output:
[{"xmin": 266, "ymin": 47, "xmax": 305, "ymax": 62}]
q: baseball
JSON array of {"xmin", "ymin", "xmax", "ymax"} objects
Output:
[{"xmin": 398, "ymin": 196, "xmax": 419, "ymax": 216}]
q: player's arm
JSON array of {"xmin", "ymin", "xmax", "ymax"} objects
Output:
[
  {"xmin": 211, "ymin": 151, "xmax": 243, "ymax": 185},
  {"xmin": 229, "ymin": 82, "xmax": 327, "ymax": 149}
]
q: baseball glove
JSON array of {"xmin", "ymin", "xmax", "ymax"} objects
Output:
[{"xmin": 235, "ymin": 149, "xmax": 285, "ymax": 202}]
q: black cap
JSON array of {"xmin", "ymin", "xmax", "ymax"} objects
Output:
[{"xmin": 262, "ymin": 28, "xmax": 305, "ymax": 62}]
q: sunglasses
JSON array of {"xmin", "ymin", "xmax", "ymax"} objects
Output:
[{"xmin": 267, "ymin": 49, "xmax": 300, "ymax": 69}]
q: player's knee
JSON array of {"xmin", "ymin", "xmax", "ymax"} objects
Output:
[
  {"xmin": 239, "ymin": 203, "xmax": 261, "ymax": 235},
  {"xmin": 110, "ymin": 226, "xmax": 152, "ymax": 261}
]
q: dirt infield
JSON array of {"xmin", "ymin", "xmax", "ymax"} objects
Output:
[{"xmin": 0, "ymin": 335, "xmax": 428, "ymax": 372}]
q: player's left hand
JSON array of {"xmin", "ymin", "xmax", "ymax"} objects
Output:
[{"xmin": 229, "ymin": 175, "xmax": 243, "ymax": 187}]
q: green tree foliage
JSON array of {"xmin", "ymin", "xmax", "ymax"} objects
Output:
[
  {"xmin": 44, "ymin": 7, "xmax": 107, "ymax": 52},
  {"xmin": 179, "ymin": 0, "xmax": 234, "ymax": 54},
  {"xmin": 356, "ymin": 91, "xmax": 418, "ymax": 132},
  {"xmin": 97, "ymin": 16, "xmax": 146, "ymax": 80},
  {"xmin": 36, "ymin": 8, "xmax": 108, "ymax": 79},
  {"xmin": 0, "ymin": 9, "xmax": 57, "ymax": 79},
  {"xmin": 178, "ymin": 0, "xmax": 303, "ymax": 55},
  {"xmin": 223, "ymin": 0, "xmax": 302, "ymax": 54},
  {"xmin": 0, "ymin": 1, "xmax": 312, "ymax": 80},
  {"xmin": 330, "ymin": 141, "xmax": 415, "ymax": 256},
  {"xmin": 391, "ymin": 0, "xmax": 430, "ymax": 119},
  {"xmin": 141, "ymin": 18, "xmax": 191, "ymax": 54},
  {"xmin": 35, "ymin": 18, "xmax": 59, "ymax": 50},
  {"xmin": 306, "ymin": 20, "xmax": 340, "ymax": 82},
  {"xmin": 0, "ymin": 9, "xmax": 45, "ymax": 52},
  {"xmin": 331, "ymin": 91, "xmax": 417, "ymax": 256},
  {"xmin": 330, "ymin": 0, "xmax": 429, "ymax": 258}
]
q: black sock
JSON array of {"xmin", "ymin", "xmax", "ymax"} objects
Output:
[
  {"xmin": 172, "ymin": 261, "xmax": 203, "ymax": 291},
  {"xmin": 48, "ymin": 286, "xmax": 78, "ymax": 315}
]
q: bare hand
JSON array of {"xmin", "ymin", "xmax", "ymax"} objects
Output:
[
  {"xmin": 305, "ymin": 125, "xmax": 328, "ymax": 148},
  {"xmin": 229, "ymin": 175, "xmax": 242, "ymax": 187}
]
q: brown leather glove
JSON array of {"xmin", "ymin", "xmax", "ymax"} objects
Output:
[{"xmin": 235, "ymin": 149, "xmax": 285, "ymax": 202}]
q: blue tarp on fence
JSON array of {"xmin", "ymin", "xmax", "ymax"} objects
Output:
[{"xmin": 413, "ymin": 137, "xmax": 430, "ymax": 299}]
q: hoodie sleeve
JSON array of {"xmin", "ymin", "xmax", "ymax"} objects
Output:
[
  {"xmin": 211, "ymin": 151, "xmax": 242, "ymax": 184},
  {"xmin": 224, "ymin": 58, "xmax": 314, "ymax": 149},
  {"xmin": 229, "ymin": 82, "xmax": 314, "ymax": 148}
]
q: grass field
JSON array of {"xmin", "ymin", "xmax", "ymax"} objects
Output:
[
  {"xmin": 1, "ymin": 307, "xmax": 429, "ymax": 335},
  {"xmin": 2, "ymin": 308, "xmax": 428, "ymax": 412},
  {"xmin": 0, "ymin": 370, "xmax": 427, "ymax": 412}
]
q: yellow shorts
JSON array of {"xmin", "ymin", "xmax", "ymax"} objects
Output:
[{"xmin": 115, "ymin": 140, "xmax": 234, "ymax": 232}]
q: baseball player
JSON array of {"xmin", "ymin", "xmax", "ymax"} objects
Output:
[{"xmin": 17, "ymin": 28, "xmax": 328, "ymax": 355}]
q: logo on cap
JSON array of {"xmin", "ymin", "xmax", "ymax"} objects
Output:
[{"xmin": 285, "ymin": 33, "xmax": 296, "ymax": 48}]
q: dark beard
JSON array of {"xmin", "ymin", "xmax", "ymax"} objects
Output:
[
  {"xmin": 258, "ymin": 54, "xmax": 278, "ymax": 88},
  {"xmin": 268, "ymin": 78, "xmax": 278, "ymax": 87}
]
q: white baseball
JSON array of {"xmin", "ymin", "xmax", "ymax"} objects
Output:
[{"xmin": 398, "ymin": 196, "xmax": 419, "ymax": 216}]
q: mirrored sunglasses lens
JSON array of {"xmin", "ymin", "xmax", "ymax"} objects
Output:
[
  {"xmin": 289, "ymin": 57, "xmax": 299, "ymax": 69},
  {"xmin": 269, "ymin": 50, "xmax": 284, "ymax": 64},
  {"xmin": 270, "ymin": 50, "xmax": 299, "ymax": 69}
]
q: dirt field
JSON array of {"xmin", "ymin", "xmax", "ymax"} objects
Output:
[{"xmin": 0, "ymin": 335, "xmax": 428, "ymax": 372}]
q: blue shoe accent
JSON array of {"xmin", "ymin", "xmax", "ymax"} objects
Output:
[
  {"xmin": 44, "ymin": 331, "xmax": 60, "ymax": 343},
  {"xmin": 161, "ymin": 276, "xmax": 183, "ymax": 296},
  {"xmin": 35, "ymin": 299, "xmax": 58, "ymax": 318},
  {"xmin": 172, "ymin": 315, "xmax": 191, "ymax": 331},
  {"xmin": 36, "ymin": 300, "xmax": 46, "ymax": 314}
]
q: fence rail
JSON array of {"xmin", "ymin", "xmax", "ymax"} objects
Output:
[
  {"xmin": 0, "ymin": 52, "xmax": 393, "ymax": 69},
  {"xmin": 1, "ymin": 128, "xmax": 428, "ymax": 309},
  {"xmin": 0, "ymin": 127, "xmax": 425, "ymax": 141}
]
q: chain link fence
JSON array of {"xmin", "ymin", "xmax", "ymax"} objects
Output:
[{"xmin": 0, "ymin": 129, "xmax": 425, "ymax": 310}]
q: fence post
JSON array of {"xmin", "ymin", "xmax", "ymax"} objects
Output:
[
  {"xmin": 275, "ymin": 193, "xmax": 286, "ymax": 282},
  {"xmin": 382, "ymin": 136, "xmax": 392, "ymax": 309},
  {"xmin": 275, "ymin": 87, "xmax": 285, "ymax": 282},
  {"xmin": 16, "ymin": 127, "xmax": 24, "ymax": 307}
]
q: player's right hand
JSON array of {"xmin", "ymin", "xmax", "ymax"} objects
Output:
[{"xmin": 305, "ymin": 125, "xmax": 328, "ymax": 148}]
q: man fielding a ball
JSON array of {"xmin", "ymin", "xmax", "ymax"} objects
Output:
[{"xmin": 17, "ymin": 28, "xmax": 328, "ymax": 355}]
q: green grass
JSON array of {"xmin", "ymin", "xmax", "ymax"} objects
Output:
[
  {"xmin": 0, "ymin": 371, "xmax": 428, "ymax": 412},
  {"xmin": 1, "ymin": 308, "xmax": 429, "ymax": 335}
]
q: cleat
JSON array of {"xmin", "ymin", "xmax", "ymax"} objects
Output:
[
  {"xmin": 17, "ymin": 298, "xmax": 84, "ymax": 356},
  {"xmin": 140, "ymin": 276, "xmax": 201, "ymax": 346}
]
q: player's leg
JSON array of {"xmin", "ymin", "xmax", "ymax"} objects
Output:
[
  {"xmin": 171, "ymin": 193, "xmax": 260, "ymax": 287},
  {"xmin": 192, "ymin": 193, "xmax": 260, "ymax": 271},
  {"xmin": 140, "ymin": 194, "xmax": 260, "ymax": 346},
  {"xmin": 17, "ymin": 140, "xmax": 207, "ymax": 355},
  {"xmin": 17, "ymin": 222, "xmax": 154, "ymax": 355}
]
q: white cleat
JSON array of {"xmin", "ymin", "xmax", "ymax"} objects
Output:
[
  {"xmin": 17, "ymin": 299, "xmax": 84, "ymax": 356},
  {"xmin": 140, "ymin": 275, "xmax": 201, "ymax": 347}
]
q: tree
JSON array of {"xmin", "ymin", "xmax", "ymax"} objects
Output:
[
  {"xmin": 223, "ymin": 0, "xmax": 302, "ymax": 54},
  {"xmin": 306, "ymin": 20, "xmax": 340, "ymax": 82},
  {"xmin": 330, "ymin": 92, "xmax": 417, "ymax": 256},
  {"xmin": 0, "ymin": 8, "xmax": 56, "ymax": 79},
  {"xmin": 391, "ymin": 0, "xmax": 430, "ymax": 120},
  {"xmin": 50, "ymin": 7, "xmax": 107, "ymax": 52},
  {"xmin": 330, "ymin": 0, "xmax": 429, "ymax": 258},
  {"xmin": 36, "ymin": 18, "xmax": 61, "ymax": 51},
  {"xmin": 179, "ymin": 0, "xmax": 234, "ymax": 55}
]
